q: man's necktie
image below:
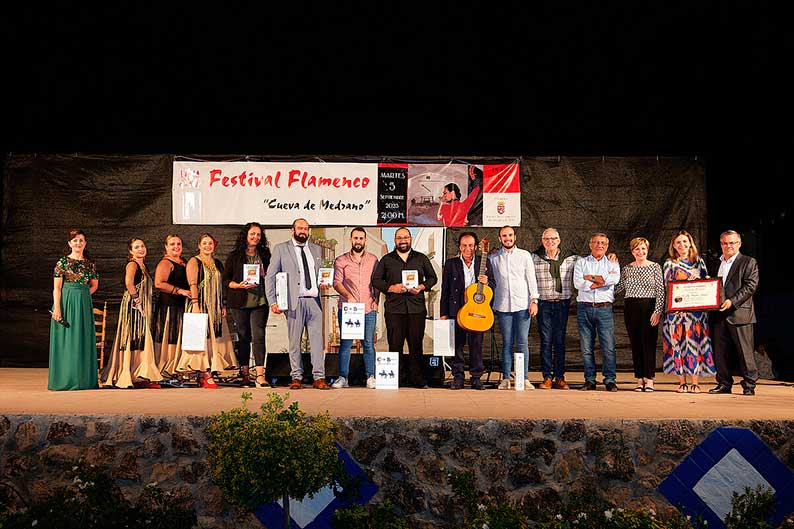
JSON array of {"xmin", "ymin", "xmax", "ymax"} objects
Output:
[{"xmin": 300, "ymin": 245, "xmax": 312, "ymax": 289}]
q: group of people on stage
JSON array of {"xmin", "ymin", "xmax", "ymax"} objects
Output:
[{"xmin": 48, "ymin": 221, "xmax": 760, "ymax": 396}]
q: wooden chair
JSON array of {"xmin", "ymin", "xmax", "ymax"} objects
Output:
[{"xmin": 93, "ymin": 301, "xmax": 107, "ymax": 369}]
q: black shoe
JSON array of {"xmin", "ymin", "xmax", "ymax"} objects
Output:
[
  {"xmin": 450, "ymin": 378, "xmax": 464, "ymax": 390},
  {"xmin": 742, "ymin": 387, "xmax": 755, "ymax": 396},
  {"xmin": 708, "ymin": 384, "xmax": 732, "ymax": 394},
  {"xmin": 471, "ymin": 378, "xmax": 484, "ymax": 390},
  {"xmin": 605, "ymin": 382, "xmax": 618, "ymax": 392},
  {"xmin": 580, "ymin": 381, "xmax": 597, "ymax": 391}
]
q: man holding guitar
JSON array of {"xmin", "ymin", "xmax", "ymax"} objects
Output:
[{"xmin": 440, "ymin": 232, "xmax": 495, "ymax": 390}]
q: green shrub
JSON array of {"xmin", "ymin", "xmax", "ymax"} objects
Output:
[
  {"xmin": 331, "ymin": 500, "xmax": 408, "ymax": 529},
  {"xmin": 205, "ymin": 392, "xmax": 338, "ymax": 528},
  {"xmin": 3, "ymin": 461, "xmax": 196, "ymax": 529},
  {"xmin": 724, "ymin": 484, "xmax": 777, "ymax": 529}
]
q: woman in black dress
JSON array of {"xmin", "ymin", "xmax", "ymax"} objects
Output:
[
  {"xmin": 224, "ymin": 222, "xmax": 271, "ymax": 387},
  {"xmin": 154, "ymin": 234, "xmax": 191, "ymax": 377}
]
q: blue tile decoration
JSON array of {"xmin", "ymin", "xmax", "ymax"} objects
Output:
[
  {"xmin": 659, "ymin": 427, "xmax": 794, "ymax": 528},
  {"xmin": 254, "ymin": 444, "xmax": 378, "ymax": 529}
]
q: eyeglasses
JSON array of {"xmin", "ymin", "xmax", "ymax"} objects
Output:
[
  {"xmin": 720, "ymin": 240, "xmax": 740, "ymax": 246},
  {"xmin": 591, "ymin": 241, "xmax": 608, "ymax": 246},
  {"xmin": 542, "ymin": 237, "xmax": 559, "ymax": 241}
]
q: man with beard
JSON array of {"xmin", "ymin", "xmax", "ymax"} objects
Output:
[
  {"xmin": 489, "ymin": 225, "xmax": 540, "ymax": 389},
  {"xmin": 331, "ymin": 227, "xmax": 380, "ymax": 389},
  {"xmin": 372, "ymin": 228, "xmax": 438, "ymax": 388},
  {"xmin": 265, "ymin": 218, "xmax": 329, "ymax": 389}
]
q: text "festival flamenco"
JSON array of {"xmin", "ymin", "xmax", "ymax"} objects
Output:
[{"xmin": 208, "ymin": 169, "xmax": 371, "ymax": 189}]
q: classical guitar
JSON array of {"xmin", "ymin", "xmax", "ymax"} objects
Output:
[{"xmin": 456, "ymin": 239, "xmax": 495, "ymax": 332}]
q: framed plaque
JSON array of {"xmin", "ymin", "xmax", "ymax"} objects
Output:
[{"xmin": 666, "ymin": 278, "xmax": 722, "ymax": 312}]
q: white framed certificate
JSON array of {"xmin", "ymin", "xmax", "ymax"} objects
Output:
[
  {"xmin": 666, "ymin": 279, "xmax": 722, "ymax": 312},
  {"xmin": 182, "ymin": 313, "xmax": 208, "ymax": 351},
  {"xmin": 402, "ymin": 270, "xmax": 418, "ymax": 289},
  {"xmin": 275, "ymin": 272, "xmax": 289, "ymax": 310},
  {"xmin": 433, "ymin": 319, "xmax": 455, "ymax": 357},
  {"xmin": 341, "ymin": 303, "xmax": 365, "ymax": 340},
  {"xmin": 375, "ymin": 352, "xmax": 399, "ymax": 389},
  {"xmin": 243, "ymin": 264, "xmax": 260, "ymax": 285},
  {"xmin": 318, "ymin": 267, "xmax": 334, "ymax": 287}
]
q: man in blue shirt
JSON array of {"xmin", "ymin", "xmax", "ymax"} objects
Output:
[{"xmin": 573, "ymin": 233, "xmax": 621, "ymax": 391}]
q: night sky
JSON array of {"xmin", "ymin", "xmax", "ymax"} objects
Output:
[{"xmin": 4, "ymin": 4, "xmax": 792, "ymax": 268}]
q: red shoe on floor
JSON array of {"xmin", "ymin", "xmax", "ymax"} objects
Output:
[{"xmin": 202, "ymin": 374, "xmax": 219, "ymax": 389}]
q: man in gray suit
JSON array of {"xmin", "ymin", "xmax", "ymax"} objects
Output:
[
  {"xmin": 709, "ymin": 230, "xmax": 760, "ymax": 395},
  {"xmin": 265, "ymin": 218, "xmax": 329, "ymax": 389}
]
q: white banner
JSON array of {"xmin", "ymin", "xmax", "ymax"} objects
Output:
[{"xmin": 173, "ymin": 161, "xmax": 379, "ymax": 225}]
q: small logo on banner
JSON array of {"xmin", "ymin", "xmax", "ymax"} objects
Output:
[
  {"xmin": 496, "ymin": 201, "xmax": 506, "ymax": 215},
  {"xmin": 179, "ymin": 168, "xmax": 201, "ymax": 188}
]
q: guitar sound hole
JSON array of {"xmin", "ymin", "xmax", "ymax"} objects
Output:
[{"xmin": 474, "ymin": 294, "xmax": 484, "ymax": 303}]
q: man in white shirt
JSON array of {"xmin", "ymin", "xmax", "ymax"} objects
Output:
[
  {"xmin": 709, "ymin": 230, "xmax": 760, "ymax": 395},
  {"xmin": 489, "ymin": 225, "xmax": 540, "ymax": 389},
  {"xmin": 573, "ymin": 232, "xmax": 620, "ymax": 391}
]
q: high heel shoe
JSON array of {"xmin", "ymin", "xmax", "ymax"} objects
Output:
[
  {"xmin": 239, "ymin": 368, "xmax": 252, "ymax": 388},
  {"xmin": 255, "ymin": 375, "xmax": 270, "ymax": 388},
  {"xmin": 202, "ymin": 372, "xmax": 219, "ymax": 389}
]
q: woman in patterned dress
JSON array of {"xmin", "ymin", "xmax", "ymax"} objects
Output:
[
  {"xmin": 176, "ymin": 233, "xmax": 236, "ymax": 388},
  {"xmin": 662, "ymin": 230, "xmax": 716, "ymax": 393},
  {"xmin": 615, "ymin": 237, "xmax": 665, "ymax": 392},
  {"xmin": 101, "ymin": 238, "xmax": 163, "ymax": 389},
  {"xmin": 48, "ymin": 228, "xmax": 99, "ymax": 390},
  {"xmin": 154, "ymin": 234, "xmax": 191, "ymax": 377}
]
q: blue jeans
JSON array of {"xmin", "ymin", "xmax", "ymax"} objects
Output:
[
  {"xmin": 537, "ymin": 299, "xmax": 570, "ymax": 380},
  {"xmin": 496, "ymin": 310, "xmax": 531, "ymax": 380},
  {"xmin": 577, "ymin": 304, "xmax": 616, "ymax": 384},
  {"xmin": 337, "ymin": 310, "xmax": 376, "ymax": 379}
]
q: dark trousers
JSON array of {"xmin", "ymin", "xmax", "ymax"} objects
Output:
[
  {"xmin": 386, "ymin": 312, "xmax": 428, "ymax": 387},
  {"xmin": 624, "ymin": 298, "xmax": 658, "ymax": 379},
  {"xmin": 537, "ymin": 298, "xmax": 570, "ymax": 380},
  {"xmin": 230, "ymin": 305, "xmax": 268, "ymax": 367},
  {"xmin": 712, "ymin": 316, "xmax": 758, "ymax": 389},
  {"xmin": 452, "ymin": 324, "xmax": 484, "ymax": 381}
]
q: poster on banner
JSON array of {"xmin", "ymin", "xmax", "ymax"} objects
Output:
[
  {"xmin": 433, "ymin": 319, "xmax": 455, "ymax": 357},
  {"xmin": 340, "ymin": 303, "xmax": 365, "ymax": 340},
  {"xmin": 406, "ymin": 161, "xmax": 520, "ymax": 227},
  {"xmin": 375, "ymin": 352, "xmax": 399, "ymax": 389},
  {"xmin": 173, "ymin": 161, "xmax": 379, "ymax": 225}
]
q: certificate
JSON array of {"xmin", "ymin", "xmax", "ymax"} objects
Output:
[
  {"xmin": 375, "ymin": 352, "xmax": 399, "ymax": 389},
  {"xmin": 318, "ymin": 267, "xmax": 334, "ymax": 287},
  {"xmin": 242, "ymin": 264, "xmax": 260, "ymax": 285},
  {"xmin": 666, "ymin": 278, "xmax": 722, "ymax": 312},
  {"xmin": 402, "ymin": 270, "xmax": 418, "ymax": 289}
]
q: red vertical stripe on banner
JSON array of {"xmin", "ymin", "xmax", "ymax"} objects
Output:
[{"xmin": 483, "ymin": 163, "xmax": 520, "ymax": 193}]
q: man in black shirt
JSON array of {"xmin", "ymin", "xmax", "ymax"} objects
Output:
[{"xmin": 372, "ymin": 228, "xmax": 438, "ymax": 388}]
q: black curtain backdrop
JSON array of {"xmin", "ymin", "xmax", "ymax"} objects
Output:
[{"xmin": 1, "ymin": 154, "xmax": 705, "ymax": 368}]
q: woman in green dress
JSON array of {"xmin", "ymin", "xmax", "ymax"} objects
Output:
[
  {"xmin": 48, "ymin": 228, "xmax": 99, "ymax": 390},
  {"xmin": 100, "ymin": 237, "xmax": 163, "ymax": 389}
]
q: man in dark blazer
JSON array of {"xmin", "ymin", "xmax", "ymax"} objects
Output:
[
  {"xmin": 709, "ymin": 230, "xmax": 760, "ymax": 395},
  {"xmin": 440, "ymin": 231, "xmax": 495, "ymax": 390}
]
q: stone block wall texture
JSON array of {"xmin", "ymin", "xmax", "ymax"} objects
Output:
[{"xmin": 2, "ymin": 415, "xmax": 793, "ymax": 528}]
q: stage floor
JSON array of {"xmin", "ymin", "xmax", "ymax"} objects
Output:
[{"xmin": 1, "ymin": 368, "xmax": 792, "ymax": 420}]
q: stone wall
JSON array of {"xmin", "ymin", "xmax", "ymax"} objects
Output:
[{"xmin": 2, "ymin": 414, "xmax": 793, "ymax": 528}]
